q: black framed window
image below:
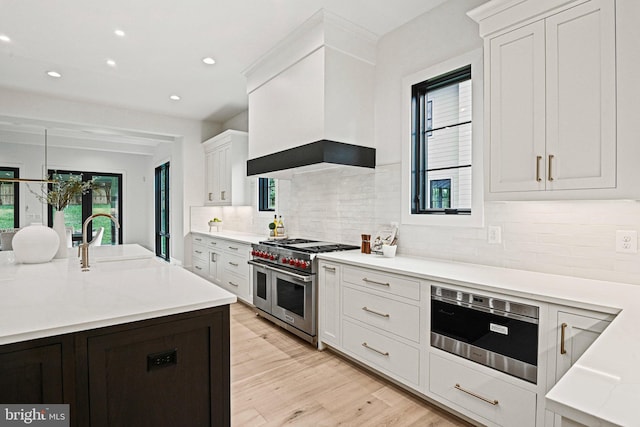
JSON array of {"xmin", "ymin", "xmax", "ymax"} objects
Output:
[
  {"xmin": 0, "ymin": 167, "xmax": 19, "ymax": 229},
  {"xmin": 411, "ymin": 65, "xmax": 472, "ymax": 215},
  {"xmin": 258, "ymin": 178, "xmax": 276, "ymax": 211},
  {"xmin": 155, "ymin": 162, "xmax": 170, "ymax": 261},
  {"xmin": 47, "ymin": 170, "xmax": 123, "ymax": 245}
]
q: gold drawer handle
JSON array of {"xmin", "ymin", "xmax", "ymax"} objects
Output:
[
  {"xmin": 362, "ymin": 342, "xmax": 389, "ymax": 356},
  {"xmin": 323, "ymin": 266, "xmax": 336, "ymax": 272},
  {"xmin": 229, "ymin": 262, "xmax": 239, "ymax": 267},
  {"xmin": 194, "ymin": 250, "xmax": 203, "ymax": 254},
  {"xmin": 454, "ymin": 384, "xmax": 499, "ymax": 406},
  {"xmin": 229, "ymin": 281, "xmax": 238, "ymax": 287},
  {"xmin": 362, "ymin": 306, "xmax": 390, "ymax": 318},
  {"xmin": 560, "ymin": 322, "xmax": 568, "ymax": 355},
  {"xmin": 548, "ymin": 154, "xmax": 555, "ymax": 181},
  {"xmin": 228, "ymin": 246, "xmax": 238, "ymax": 251},
  {"xmin": 194, "ymin": 266, "xmax": 202, "ymax": 271},
  {"xmin": 362, "ymin": 278, "xmax": 390, "ymax": 287}
]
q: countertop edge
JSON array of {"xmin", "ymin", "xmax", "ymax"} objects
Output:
[{"xmin": 0, "ymin": 296, "xmax": 237, "ymax": 346}]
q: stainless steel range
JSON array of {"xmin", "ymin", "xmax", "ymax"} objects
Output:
[{"xmin": 249, "ymin": 238, "xmax": 359, "ymax": 345}]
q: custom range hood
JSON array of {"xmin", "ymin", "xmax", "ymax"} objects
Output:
[{"xmin": 243, "ymin": 10, "xmax": 377, "ymax": 179}]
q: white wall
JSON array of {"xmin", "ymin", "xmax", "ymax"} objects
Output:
[
  {"xmin": 0, "ymin": 87, "xmax": 219, "ymax": 262},
  {"xmin": 210, "ymin": 0, "xmax": 640, "ymax": 286}
]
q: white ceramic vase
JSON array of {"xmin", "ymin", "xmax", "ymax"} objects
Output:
[
  {"xmin": 12, "ymin": 223, "xmax": 59, "ymax": 264},
  {"xmin": 52, "ymin": 210, "xmax": 68, "ymax": 259}
]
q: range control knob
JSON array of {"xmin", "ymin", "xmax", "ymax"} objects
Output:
[
  {"xmin": 288, "ymin": 259, "xmax": 296, "ymax": 266},
  {"xmin": 269, "ymin": 254, "xmax": 276, "ymax": 260}
]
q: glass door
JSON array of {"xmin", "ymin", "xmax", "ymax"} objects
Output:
[
  {"xmin": 155, "ymin": 162, "xmax": 170, "ymax": 260},
  {"xmin": 47, "ymin": 170, "xmax": 123, "ymax": 245}
]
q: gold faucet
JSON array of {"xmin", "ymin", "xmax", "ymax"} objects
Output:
[{"xmin": 79, "ymin": 213, "xmax": 120, "ymax": 271}]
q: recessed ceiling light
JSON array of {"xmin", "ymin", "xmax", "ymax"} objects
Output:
[
  {"xmin": 106, "ymin": 59, "xmax": 117, "ymax": 67},
  {"xmin": 169, "ymin": 95, "xmax": 181, "ymax": 101},
  {"xmin": 0, "ymin": 34, "xmax": 10, "ymax": 43},
  {"xmin": 202, "ymin": 57, "xmax": 216, "ymax": 65},
  {"xmin": 46, "ymin": 70, "xmax": 62, "ymax": 78},
  {"xmin": 114, "ymin": 29, "xmax": 126, "ymax": 37}
]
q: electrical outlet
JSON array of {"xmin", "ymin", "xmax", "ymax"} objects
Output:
[
  {"xmin": 616, "ymin": 230, "xmax": 637, "ymax": 254},
  {"xmin": 488, "ymin": 225, "xmax": 502, "ymax": 244}
]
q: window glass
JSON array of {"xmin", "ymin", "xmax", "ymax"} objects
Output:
[
  {"xmin": 412, "ymin": 65, "xmax": 472, "ymax": 214},
  {"xmin": 0, "ymin": 167, "xmax": 19, "ymax": 229},
  {"xmin": 258, "ymin": 178, "xmax": 276, "ymax": 211}
]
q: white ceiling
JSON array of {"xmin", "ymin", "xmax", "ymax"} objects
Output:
[{"xmin": 0, "ymin": 0, "xmax": 449, "ymax": 124}]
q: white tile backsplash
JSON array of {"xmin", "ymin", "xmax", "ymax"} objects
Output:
[{"xmin": 190, "ymin": 163, "xmax": 640, "ymax": 285}]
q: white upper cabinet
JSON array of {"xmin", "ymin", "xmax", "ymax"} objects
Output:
[
  {"xmin": 471, "ymin": 0, "xmax": 619, "ymax": 200},
  {"xmin": 202, "ymin": 130, "xmax": 250, "ymax": 206},
  {"xmin": 490, "ymin": 21, "xmax": 546, "ymax": 192}
]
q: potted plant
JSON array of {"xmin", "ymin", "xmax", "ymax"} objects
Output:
[{"xmin": 30, "ymin": 174, "xmax": 94, "ymax": 258}]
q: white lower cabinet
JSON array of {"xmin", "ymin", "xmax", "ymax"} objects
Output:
[
  {"xmin": 318, "ymin": 261, "xmax": 341, "ymax": 348},
  {"xmin": 190, "ymin": 233, "xmax": 252, "ymax": 304},
  {"xmin": 545, "ymin": 305, "xmax": 613, "ymax": 426},
  {"xmin": 430, "ymin": 353, "xmax": 537, "ymax": 427},
  {"xmin": 342, "ymin": 286, "xmax": 420, "ymax": 343},
  {"xmin": 343, "ymin": 320, "xmax": 420, "ymax": 386},
  {"xmin": 317, "ymin": 260, "xmax": 619, "ymax": 427}
]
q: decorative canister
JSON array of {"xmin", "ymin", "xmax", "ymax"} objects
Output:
[{"xmin": 12, "ymin": 223, "xmax": 59, "ymax": 264}]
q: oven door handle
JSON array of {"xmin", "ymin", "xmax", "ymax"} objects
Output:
[{"xmin": 248, "ymin": 260, "xmax": 314, "ymax": 282}]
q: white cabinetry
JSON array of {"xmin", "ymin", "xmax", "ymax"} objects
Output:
[
  {"xmin": 430, "ymin": 353, "xmax": 537, "ymax": 427},
  {"xmin": 319, "ymin": 264, "xmax": 422, "ymax": 388},
  {"xmin": 318, "ymin": 261, "xmax": 341, "ymax": 348},
  {"xmin": 545, "ymin": 306, "xmax": 613, "ymax": 426},
  {"xmin": 203, "ymin": 130, "xmax": 250, "ymax": 206},
  {"xmin": 190, "ymin": 234, "xmax": 253, "ymax": 304},
  {"xmin": 477, "ymin": 0, "xmax": 617, "ymax": 198}
]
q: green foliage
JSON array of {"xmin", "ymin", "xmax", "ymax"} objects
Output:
[
  {"xmin": 29, "ymin": 174, "xmax": 95, "ymax": 211},
  {"xmin": 0, "ymin": 205, "xmax": 14, "ymax": 229}
]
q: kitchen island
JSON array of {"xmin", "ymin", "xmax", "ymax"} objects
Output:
[{"xmin": 0, "ymin": 244, "xmax": 236, "ymax": 427}]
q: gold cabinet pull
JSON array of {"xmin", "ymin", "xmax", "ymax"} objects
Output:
[
  {"xmin": 228, "ymin": 246, "xmax": 238, "ymax": 251},
  {"xmin": 208, "ymin": 193, "xmax": 213, "ymax": 201},
  {"xmin": 221, "ymin": 190, "xmax": 226, "ymax": 200},
  {"xmin": 228, "ymin": 281, "xmax": 238, "ymax": 287},
  {"xmin": 548, "ymin": 154, "xmax": 555, "ymax": 181},
  {"xmin": 362, "ymin": 278, "xmax": 390, "ymax": 287},
  {"xmin": 454, "ymin": 384, "xmax": 499, "ymax": 406},
  {"xmin": 362, "ymin": 306, "xmax": 390, "ymax": 318},
  {"xmin": 361, "ymin": 342, "xmax": 389, "ymax": 356},
  {"xmin": 228, "ymin": 262, "xmax": 238, "ymax": 267},
  {"xmin": 536, "ymin": 156, "xmax": 543, "ymax": 182},
  {"xmin": 560, "ymin": 322, "xmax": 568, "ymax": 355},
  {"xmin": 322, "ymin": 266, "xmax": 336, "ymax": 272}
]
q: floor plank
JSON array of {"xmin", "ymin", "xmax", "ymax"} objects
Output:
[{"xmin": 230, "ymin": 302, "xmax": 472, "ymax": 426}]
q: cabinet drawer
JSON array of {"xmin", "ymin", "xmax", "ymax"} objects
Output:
[
  {"xmin": 429, "ymin": 353, "xmax": 536, "ymax": 427},
  {"xmin": 221, "ymin": 241, "xmax": 249, "ymax": 256},
  {"xmin": 192, "ymin": 259, "xmax": 208, "ymax": 277},
  {"xmin": 343, "ymin": 286, "xmax": 420, "ymax": 343},
  {"xmin": 343, "ymin": 320, "xmax": 419, "ymax": 385},
  {"xmin": 342, "ymin": 266, "xmax": 420, "ymax": 301},
  {"xmin": 223, "ymin": 253, "xmax": 249, "ymax": 278},
  {"xmin": 192, "ymin": 245, "xmax": 208, "ymax": 262},
  {"xmin": 192, "ymin": 235, "xmax": 207, "ymax": 246}
]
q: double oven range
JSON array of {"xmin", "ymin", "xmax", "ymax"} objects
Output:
[{"xmin": 249, "ymin": 238, "xmax": 358, "ymax": 345}]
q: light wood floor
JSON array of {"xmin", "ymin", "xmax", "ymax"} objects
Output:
[{"xmin": 230, "ymin": 302, "xmax": 472, "ymax": 426}]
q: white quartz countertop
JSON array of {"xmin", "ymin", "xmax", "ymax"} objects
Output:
[
  {"xmin": 191, "ymin": 229, "xmax": 264, "ymax": 245},
  {"xmin": 317, "ymin": 251, "xmax": 638, "ymax": 427},
  {"xmin": 0, "ymin": 244, "xmax": 236, "ymax": 346}
]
